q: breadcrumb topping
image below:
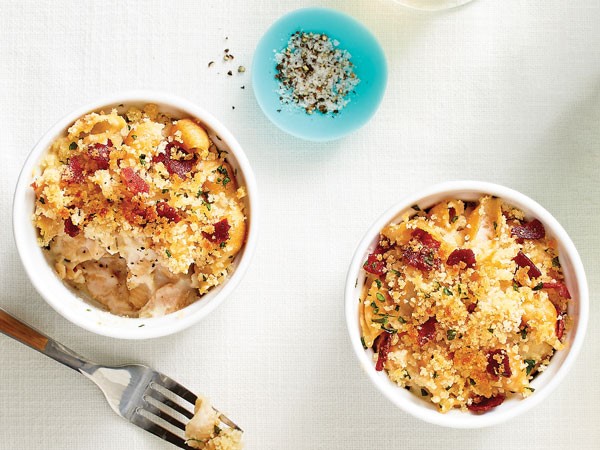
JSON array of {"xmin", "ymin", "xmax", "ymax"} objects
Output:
[
  {"xmin": 32, "ymin": 104, "xmax": 247, "ymax": 317},
  {"xmin": 359, "ymin": 196, "xmax": 571, "ymax": 413},
  {"xmin": 185, "ymin": 396, "xmax": 243, "ymax": 450}
]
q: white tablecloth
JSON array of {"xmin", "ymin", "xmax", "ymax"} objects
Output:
[{"xmin": 1, "ymin": 0, "xmax": 599, "ymax": 448}]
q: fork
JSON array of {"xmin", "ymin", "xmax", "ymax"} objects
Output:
[{"xmin": 0, "ymin": 307, "xmax": 241, "ymax": 449}]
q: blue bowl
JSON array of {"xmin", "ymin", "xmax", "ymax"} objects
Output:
[{"xmin": 252, "ymin": 7, "xmax": 388, "ymax": 142}]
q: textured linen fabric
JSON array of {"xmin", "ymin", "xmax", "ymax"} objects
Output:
[{"xmin": 0, "ymin": 0, "xmax": 599, "ymax": 449}]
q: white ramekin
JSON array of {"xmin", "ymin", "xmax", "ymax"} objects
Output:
[
  {"xmin": 345, "ymin": 180, "xmax": 588, "ymax": 428},
  {"xmin": 13, "ymin": 91, "xmax": 259, "ymax": 339}
]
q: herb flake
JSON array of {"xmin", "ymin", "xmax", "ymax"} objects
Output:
[{"xmin": 524, "ymin": 359, "xmax": 535, "ymax": 376}]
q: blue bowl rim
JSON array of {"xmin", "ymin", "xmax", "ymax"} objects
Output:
[{"xmin": 251, "ymin": 6, "xmax": 388, "ymax": 142}]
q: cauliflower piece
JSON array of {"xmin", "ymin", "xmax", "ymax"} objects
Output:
[{"xmin": 185, "ymin": 397, "xmax": 243, "ymax": 450}]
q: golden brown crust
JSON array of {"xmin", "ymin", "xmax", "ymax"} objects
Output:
[
  {"xmin": 32, "ymin": 105, "xmax": 247, "ymax": 317},
  {"xmin": 360, "ymin": 196, "xmax": 571, "ymax": 412}
]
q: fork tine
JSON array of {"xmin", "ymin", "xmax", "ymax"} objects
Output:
[
  {"xmin": 142, "ymin": 400, "xmax": 188, "ymax": 432},
  {"xmin": 218, "ymin": 412, "xmax": 243, "ymax": 431},
  {"xmin": 158, "ymin": 375, "xmax": 198, "ymax": 404},
  {"xmin": 147, "ymin": 385, "xmax": 194, "ymax": 419},
  {"xmin": 131, "ymin": 410, "xmax": 194, "ymax": 450},
  {"xmin": 155, "ymin": 376, "xmax": 242, "ymax": 430}
]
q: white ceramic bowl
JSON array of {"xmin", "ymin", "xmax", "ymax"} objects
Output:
[
  {"xmin": 345, "ymin": 180, "xmax": 588, "ymax": 428},
  {"xmin": 13, "ymin": 91, "xmax": 259, "ymax": 339}
]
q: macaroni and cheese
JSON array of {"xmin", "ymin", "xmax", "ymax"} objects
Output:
[
  {"xmin": 185, "ymin": 396, "xmax": 243, "ymax": 450},
  {"xmin": 32, "ymin": 104, "xmax": 247, "ymax": 317},
  {"xmin": 359, "ymin": 196, "xmax": 571, "ymax": 413}
]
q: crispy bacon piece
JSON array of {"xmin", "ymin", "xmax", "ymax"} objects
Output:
[
  {"xmin": 403, "ymin": 248, "xmax": 439, "ymax": 272},
  {"xmin": 364, "ymin": 245, "xmax": 386, "ymax": 275},
  {"xmin": 67, "ymin": 155, "xmax": 85, "ymax": 182},
  {"xmin": 364, "ymin": 253, "xmax": 385, "ymax": 275},
  {"xmin": 156, "ymin": 201, "xmax": 181, "ymax": 223},
  {"xmin": 65, "ymin": 141, "xmax": 113, "ymax": 183},
  {"xmin": 87, "ymin": 140, "xmax": 112, "ymax": 170},
  {"xmin": 417, "ymin": 317, "xmax": 437, "ymax": 346},
  {"xmin": 486, "ymin": 349, "xmax": 511, "ymax": 378},
  {"xmin": 153, "ymin": 142, "xmax": 197, "ymax": 178},
  {"xmin": 543, "ymin": 282, "xmax": 572, "ymax": 299},
  {"xmin": 402, "ymin": 229, "xmax": 441, "ymax": 272},
  {"xmin": 202, "ymin": 218, "xmax": 231, "ymax": 244},
  {"xmin": 64, "ymin": 217, "xmax": 80, "ymax": 237},
  {"xmin": 467, "ymin": 394, "xmax": 506, "ymax": 413},
  {"xmin": 513, "ymin": 251, "xmax": 542, "ymax": 278},
  {"xmin": 511, "ymin": 219, "xmax": 545, "ymax": 241},
  {"xmin": 467, "ymin": 302, "xmax": 477, "ymax": 313},
  {"xmin": 375, "ymin": 332, "xmax": 391, "ymax": 371},
  {"xmin": 121, "ymin": 167, "xmax": 149, "ymax": 194},
  {"xmin": 556, "ymin": 313, "xmax": 565, "ymax": 340},
  {"xmin": 447, "ymin": 248, "xmax": 476, "ymax": 269},
  {"xmin": 412, "ymin": 229, "xmax": 440, "ymax": 250}
]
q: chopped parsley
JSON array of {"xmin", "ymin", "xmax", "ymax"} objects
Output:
[
  {"xmin": 524, "ymin": 359, "xmax": 536, "ymax": 376},
  {"xmin": 69, "ymin": 142, "xmax": 77, "ymax": 150},
  {"xmin": 469, "ymin": 378, "xmax": 476, "ymax": 386},
  {"xmin": 375, "ymin": 279, "xmax": 382, "ymax": 289},
  {"xmin": 423, "ymin": 252, "xmax": 435, "ymax": 267},
  {"xmin": 398, "ymin": 316, "xmax": 407, "ymax": 324},
  {"xmin": 532, "ymin": 282, "xmax": 544, "ymax": 291},
  {"xmin": 520, "ymin": 326, "xmax": 528, "ymax": 340},
  {"xmin": 219, "ymin": 242, "xmax": 226, "ymax": 248},
  {"xmin": 381, "ymin": 324, "xmax": 397, "ymax": 333},
  {"xmin": 373, "ymin": 316, "xmax": 389, "ymax": 325},
  {"xmin": 165, "ymin": 249, "xmax": 172, "ymax": 258},
  {"xmin": 131, "ymin": 134, "xmax": 137, "ymax": 140},
  {"xmin": 552, "ymin": 256, "xmax": 561, "ymax": 268},
  {"xmin": 443, "ymin": 287, "xmax": 452, "ymax": 296},
  {"xmin": 513, "ymin": 281, "xmax": 519, "ymax": 291},
  {"xmin": 222, "ymin": 176, "xmax": 231, "ymax": 187},
  {"xmin": 447, "ymin": 329, "xmax": 457, "ymax": 340},
  {"xmin": 139, "ymin": 154, "xmax": 147, "ymax": 165},
  {"xmin": 162, "ymin": 188, "xmax": 169, "ymax": 194},
  {"xmin": 451, "ymin": 215, "xmax": 459, "ymax": 224}
]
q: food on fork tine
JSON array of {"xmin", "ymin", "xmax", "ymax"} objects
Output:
[{"xmin": 185, "ymin": 396, "xmax": 243, "ymax": 450}]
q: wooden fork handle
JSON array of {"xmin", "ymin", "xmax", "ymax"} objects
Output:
[
  {"xmin": 0, "ymin": 308, "xmax": 48, "ymax": 352},
  {"xmin": 0, "ymin": 307, "xmax": 91, "ymax": 372}
]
